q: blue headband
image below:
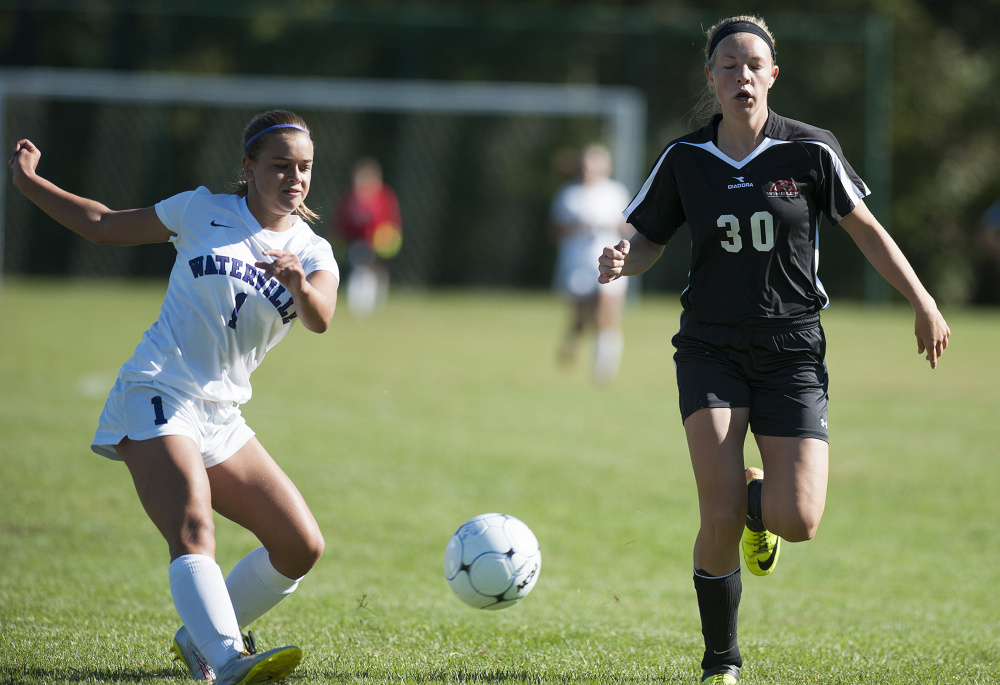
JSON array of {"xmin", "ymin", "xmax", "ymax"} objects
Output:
[
  {"xmin": 708, "ymin": 20, "xmax": 776, "ymax": 63},
  {"xmin": 243, "ymin": 124, "xmax": 309, "ymax": 154}
]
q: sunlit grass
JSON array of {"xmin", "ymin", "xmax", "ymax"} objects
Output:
[{"xmin": 1, "ymin": 280, "xmax": 997, "ymax": 684}]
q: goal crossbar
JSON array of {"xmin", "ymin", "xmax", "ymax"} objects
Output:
[{"xmin": 0, "ymin": 67, "xmax": 647, "ymax": 286}]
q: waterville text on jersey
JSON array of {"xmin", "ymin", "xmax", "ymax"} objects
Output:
[{"xmin": 188, "ymin": 254, "xmax": 296, "ymax": 324}]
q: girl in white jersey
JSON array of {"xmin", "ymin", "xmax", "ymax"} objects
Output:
[
  {"xmin": 597, "ymin": 17, "xmax": 950, "ymax": 685},
  {"xmin": 550, "ymin": 143, "xmax": 632, "ymax": 384},
  {"xmin": 9, "ymin": 110, "xmax": 339, "ymax": 685}
]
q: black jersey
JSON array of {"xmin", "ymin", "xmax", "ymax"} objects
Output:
[{"xmin": 625, "ymin": 111, "xmax": 869, "ymax": 327}]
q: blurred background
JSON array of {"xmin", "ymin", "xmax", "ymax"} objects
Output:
[{"xmin": 2, "ymin": 0, "xmax": 999, "ymax": 305}]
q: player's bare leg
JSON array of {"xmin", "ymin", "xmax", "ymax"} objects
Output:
[
  {"xmin": 200, "ymin": 439, "xmax": 320, "ymax": 683},
  {"xmin": 207, "ymin": 437, "xmax": 324, "ymax": 581},
  {"xmin": 685, "ymin": 407, "xmax": 751, "ymax": 682},
  {"xmin": 118, "ymin": 436, "xmax": 244, "ymax": 677},
  {"xmin": 686, "ymin": 407, "xmax": 751, "ymax": 575},
  {"xmin": 741, "ymin": 436, "xmax": 826, "ymax": 578},
  {"xmin": 754, "ymin": 435, "xmax": 828, "ymax": 543},
  {"xmin": 119, "ymin": 435, "xmax": 216, "ymax": 561}
]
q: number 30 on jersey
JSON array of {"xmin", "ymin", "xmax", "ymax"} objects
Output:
[{"xmin": 718, "ymin": 211, "xmax": 775, "ymax": 253}]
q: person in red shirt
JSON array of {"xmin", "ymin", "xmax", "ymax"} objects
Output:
[{"xmin": 332, "ymin": 157, "xmax": 402, "ymax": 316}]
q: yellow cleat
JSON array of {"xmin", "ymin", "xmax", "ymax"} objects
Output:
[
  {"xmin": 214, "ymin": 644, "xmax": 301, "ymax": 685},
  {"xmin": 742, "ymin": 467, "xmax": 780, "ymax": 576},
  {"xmin": 702, "ymin": 674, "xmax": 739, "ymax": 685},
  {"xmin": 702, "ymin": 665, "xmax": 740, "ymax": 683}
]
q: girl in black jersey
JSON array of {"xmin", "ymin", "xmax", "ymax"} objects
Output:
[{"xmin": 598, "ymin": 15, "xmax": 950, "ymax": 685}]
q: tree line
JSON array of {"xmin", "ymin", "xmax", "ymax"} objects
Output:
[{"xmin": 3, "ymin": 0, "xmax": 998, "ymax": 304}]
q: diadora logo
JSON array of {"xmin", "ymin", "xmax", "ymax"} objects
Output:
[
  {"xmin": 764, "ymin": 179, "xmax": 800, "ymax": 197},
  {"xmin": 728, "ymin": 176, "xmax": 753, "ymax": 189}
]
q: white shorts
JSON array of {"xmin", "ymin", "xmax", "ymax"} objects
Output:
[
  {"xmin": 91, "ymin": 377, "xmax": 255, "ymax": 468},
  {"xmin": 553, "ymin": 234, "xmax": 628, "ymax": 300}
]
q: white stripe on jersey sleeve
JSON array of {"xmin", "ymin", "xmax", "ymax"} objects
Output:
[
  {"xmin": 813, "ymin": 218, "xmax": 831, "ymax": 310},
  {"xmin": 719, "ymin": 136, "xmax": 870, "ymax": 206},
  {"xmin": 624, "ymin": 137, "xmax": 806, "ymax": 221},
  {"xmin": 796, "ymin": 139, "xmax": 871, "ymax": 206},
  {"xmin": 623, "ymin": 143, "xmax": 676, "ymax": 219},
  {"xmin": 624, "ymin": 137, "xmax": 870, "ymax": 220}
]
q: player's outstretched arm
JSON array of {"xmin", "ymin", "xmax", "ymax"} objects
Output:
[
  {"xmin": 597, "ymin": 230, "xmax": 665, "ymax": 284},
  {"xmin": 840, "ymin": 199, "xmax": 951, "ymax": 369},
  {"xmin": 8, "ymin": 139, "xmax": 173, "ymax": 246}
]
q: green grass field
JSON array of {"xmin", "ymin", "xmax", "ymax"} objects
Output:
[{"xmin": 1, "ymin": 280, "xmax": 997, "ymax": 684}]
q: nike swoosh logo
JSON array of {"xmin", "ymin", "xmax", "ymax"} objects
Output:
[
  {"xmin": 757, "ymin": 548, "xmax": 776, "ymax": 571},
  {"xmin": 713, "ymin": 647, "xmax": 734, "ymax": 655},
  {"xmin": 211, "ymin": 220, "xmax": 233, "ymax": 227}
]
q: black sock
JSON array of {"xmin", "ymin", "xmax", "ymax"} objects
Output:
[
  {"xmin": 746, "ymin": 477, "xmax": 765, "ymax": 532},
  {"xmin": 693, "ymin": 568, "xmax": 743, "ymax": 672}
]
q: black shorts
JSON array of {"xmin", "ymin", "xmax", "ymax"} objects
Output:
[{"xmin": 671, "ymin": 312, "xmax": 829, "ymax": 441}]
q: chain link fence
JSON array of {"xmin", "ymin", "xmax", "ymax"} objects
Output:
[{"xmin": 2, "ymin": 71, "xmax": 645, "ymax": 291}]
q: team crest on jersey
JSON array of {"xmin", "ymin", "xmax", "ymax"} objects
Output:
[{"xmin": 764, "ymin": 179, "xmax": 800, "ymax": 197}]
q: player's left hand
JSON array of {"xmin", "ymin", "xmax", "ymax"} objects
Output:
[
  {"xmin": 257, "ymin": 249, "xmax": 306, "ymax": 293},
  {"xmin": 914, "ymin": 305, "xmax": 950, "ymax": 369}
]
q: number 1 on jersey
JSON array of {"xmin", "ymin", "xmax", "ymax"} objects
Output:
[{"xmin": 228, "ymin": 292, "xmax": 248, "ymax": 329}]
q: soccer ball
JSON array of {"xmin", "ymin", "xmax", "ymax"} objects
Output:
[{"xmin": 444, "ymin": 513, "xmax": 541, "ymax": 610}]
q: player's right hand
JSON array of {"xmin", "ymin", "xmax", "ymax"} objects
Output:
[
  {"xmin": 598, "ymin": 239, "xmax": 630, "ymax": 284},
  {"xmin": 8, "ymin": 139, "xmax": 41, "ymax": 186}
]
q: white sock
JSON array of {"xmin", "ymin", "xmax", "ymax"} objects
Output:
[
  {"xmin": 593, "ymin": 329, "xmax": 624, "ymax": 384},
  {"xmin": 347, "ymin": 267, "xmax": 378, "ymax": 316},
  {"xmin": 169, "ymin": 554, "xmax": 243, "ymax": 672},
  {"xmin": 226, "ymin": 546, "xmax": 301, "ymax": 629}
]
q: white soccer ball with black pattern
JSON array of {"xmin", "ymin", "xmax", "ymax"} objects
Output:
[{"xmin": 444, "ymin": 513, "xmax": 541, "ymax": 610}]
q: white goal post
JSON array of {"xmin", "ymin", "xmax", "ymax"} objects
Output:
[{"xmin": 0, "ymin": 67, "xmax": 646, "ymax": 287}]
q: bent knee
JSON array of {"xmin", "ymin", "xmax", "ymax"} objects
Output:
[
  {"xmin": 273, "ymin": 528, "xmax": 325, "ymax": 579},
  {"xmin": 303, "ymin": 529, "xmax": 326, "ymax": 568},
  {"xmin": 777, "ymin": 515, "xmax": 822, "ymax": 543},
  {"xmin": 169, "ymin": 516, "xmax": 217, "ymax": 560}
]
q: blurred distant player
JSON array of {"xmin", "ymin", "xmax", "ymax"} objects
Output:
[
  {"xmin": 333, "ymin": 157, "xmax": 402, "ymax": 316},
  {"xmin": 550, "ymin": 144, "xmax": 632, "ymax": 384}
]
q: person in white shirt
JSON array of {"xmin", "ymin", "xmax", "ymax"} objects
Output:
[
  {"xmin": 9, "ymin": 109, "xmax": 339, "ymax": 685},
  {"xmin": 550, "ymin": 144, "xmax": 632, "ymax": 384}
]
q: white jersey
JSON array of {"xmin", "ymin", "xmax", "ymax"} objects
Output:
[
  {"xmin": 550, "ymin": 177, "xmax": 631, "ymax": 298},
  {"xmin": 116, "ymin": 187, "xmax": 339, "ymax": 404}
]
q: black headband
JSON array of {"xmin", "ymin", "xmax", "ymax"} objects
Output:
[{"xmin": 708, "ymin": 20, "xmax": 776, "ymax": 63}]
